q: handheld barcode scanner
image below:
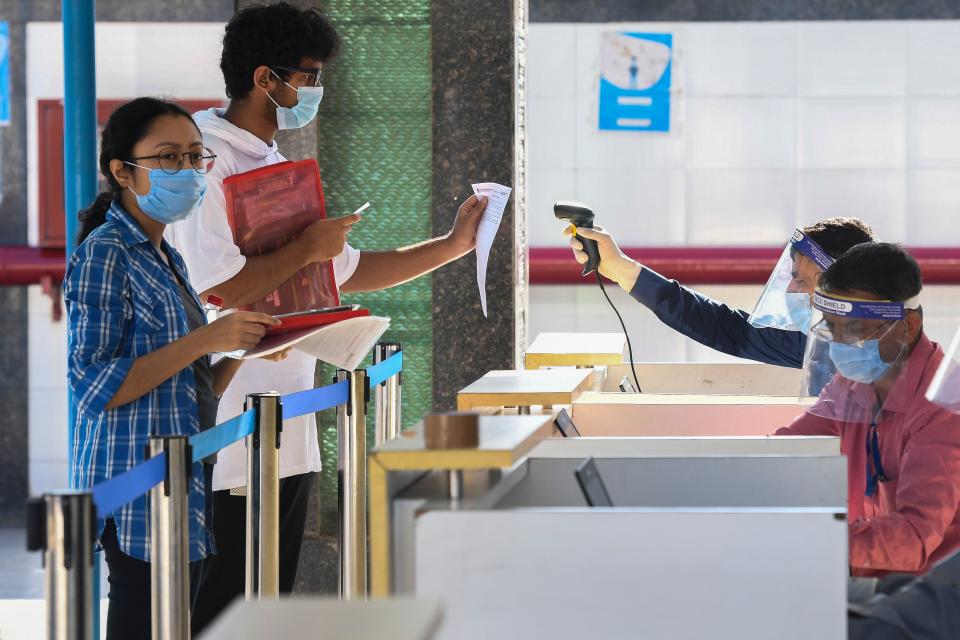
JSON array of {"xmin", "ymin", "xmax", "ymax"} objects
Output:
[
  {"xmin": 554, "ymin": 201, "xmax": 601, "ymax": 276},
  {"xmin": 554, "ymin": 199, "xmax": 644, "ymax": 394}
]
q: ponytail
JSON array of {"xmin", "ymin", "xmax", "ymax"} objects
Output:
[
  {"xmin": 76, "ymin": 191, "xmax": 118, "ymax": 245},
  {"xmin": 74, "ymin": 97, "xmax": 198, "ymax": 245}
]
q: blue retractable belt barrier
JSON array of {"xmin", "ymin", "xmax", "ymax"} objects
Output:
[
  {"xmin": 189, "ymin": 409, "xmax": 256, "ymax": 463},
  {"xmin": 87, "ymin": 375, "xmax": 373, "ymax": 517},
  {"xmin": 91, "ymin": 454, "xmax": 167, "ymax": 519},
  {"xmin": 367, "ymin": 351, "xmax": 403, "ymax": 387},
  {"xmin": 282, "ymin": 379, "xmax": 350, "ymax": 420}
]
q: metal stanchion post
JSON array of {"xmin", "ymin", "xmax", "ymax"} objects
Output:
[
  {"xmin": 148, "ymin": 436, "xmax": 191, "ymax": 640},
  {"xmin": 26, "ymin": 491, "xmax": 95, "ymax": 640},
  {"xmin": 244, "ymin": 392, "xmax": 282, "ymax": 599},
  {"xmin": 373, "ymin": 343, "xmax": 403, "ymax": 446},
  {"xmin": 336, "ymin": 369, "xmax": 368, "ymax": 599},
  {"xmin": 448, "ymin": 471, "xmax": 465, "ymax": 501}
]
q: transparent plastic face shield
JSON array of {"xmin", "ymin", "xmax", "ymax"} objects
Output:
[
  {"xmin": 926, "ymin": 324, "xmax": 960, "ymax": 414},
  {"xmin": 801, "ymin": 290, "xmax": 921, "ymax": 497},
  {"xmin": 801, "ymin": 290, "xmax": 920, "ymax": 411},
  {"xmin": 748, "ymin": 229, "xmax": 835, "ymax": 332}
]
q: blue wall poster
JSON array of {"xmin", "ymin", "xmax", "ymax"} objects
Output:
[
  {"xmin": 598, "ymin": 31, "xmax": 672, "ymax": 132},
  {"xmin": 0, "ymin": 21, "xmax": 9, "ymax": 126}
]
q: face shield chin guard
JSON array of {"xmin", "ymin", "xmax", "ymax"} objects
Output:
[
  {"xmin": 926, "ymin": 323, "xmax": 960, "ymax": 414},
  {"xmin": 800, "ymin": 290, "xmax": 921, "ymax": 418},
  {"xmin": 748, "ymin": 229, "xmax": 835, "ymax": 332}
]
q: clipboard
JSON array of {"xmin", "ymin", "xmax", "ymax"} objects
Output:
[{"xmin": 222, "ymin": 159, "xmax": 340, "ymax": 314}]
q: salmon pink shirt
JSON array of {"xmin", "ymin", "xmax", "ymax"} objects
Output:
[{"xmin": 777, "ymin": 333, "xmax": 960, "ymax": 577}]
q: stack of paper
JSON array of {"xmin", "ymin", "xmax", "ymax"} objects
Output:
[{"xmin": 229, "ymin": 315, "xmax": 391, "ymax": 371}]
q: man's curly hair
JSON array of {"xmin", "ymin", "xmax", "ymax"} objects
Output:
[{"xmin": 221, "ymin": 2, "xmax": 340, "ymax": 99}]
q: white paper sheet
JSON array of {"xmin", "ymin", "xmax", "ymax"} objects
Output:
[
  {"xmin": 230, "ymin": 315, "xmax": 391, "ymax": 371},
  {"xmin": 471, "ymin": 182, "xmax": 512, "ymax": 317}
]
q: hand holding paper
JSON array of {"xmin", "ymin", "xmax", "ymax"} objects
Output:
[
  {"xmin": 448, "ymin": 194, "xmax": 488, "ymax": 254},
  {"xmin": 471, "ymin": 182, "xmax": 512, "ymax": 317}
]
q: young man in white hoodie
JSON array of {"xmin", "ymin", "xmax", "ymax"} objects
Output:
[{"xmin": 166, "ymin": 3, "xmax": 487, "ymax": 631}]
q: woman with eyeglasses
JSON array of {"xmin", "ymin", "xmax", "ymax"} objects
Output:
[{"xmin": 64, "ymin": 97, "xmax": 282, "ymax": 640}]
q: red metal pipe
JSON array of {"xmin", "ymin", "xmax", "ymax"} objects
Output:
[
  {"xmin": 0, "ymin": 246, "xmax": 67, "ymax": 285},
  {"xmin": 1, "ymin": 246, "xmax": 959, "ymax": 287},
  {"xmin": 530, "ymin": 247, "xmax": 960, "ymax": 285}
]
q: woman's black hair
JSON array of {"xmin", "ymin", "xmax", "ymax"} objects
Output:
[
  {"xmin": 220, "ymin": 2, "xmax": 340, "ymax": 100},
  {"xmin": 76, "ymin": 97, "xmax": 198, "ymax": 245}
]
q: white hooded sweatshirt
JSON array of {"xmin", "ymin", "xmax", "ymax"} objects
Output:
[{"xmin": 166, "ymin": 108, "xmax": 359, "ymax": 491}]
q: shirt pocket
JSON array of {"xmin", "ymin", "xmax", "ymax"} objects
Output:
[{"xmin": 131, "ymin": 288, "xmax": 183, "ymax": 351}]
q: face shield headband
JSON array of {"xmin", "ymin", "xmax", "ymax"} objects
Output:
[{"xmin": 811, "ymin": 291, "xmax": 920, "ymax": 322}]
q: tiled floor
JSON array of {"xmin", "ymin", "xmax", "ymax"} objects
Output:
[
  {"xmin": 0, "ymin": 528, "xmax": 43, "ymax": 599},
  {"xmin": 0, "ymin": 528, "xmax": 107, "ymax": 640}
]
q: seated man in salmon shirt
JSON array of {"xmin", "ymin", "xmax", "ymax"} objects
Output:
[
  {"xmin": 845, "ymin": 320, "xmax": 960, "ymax": 639},
  {"xmin": 776, "ymin": 242, "xmax": 960, "ymax": 577}
]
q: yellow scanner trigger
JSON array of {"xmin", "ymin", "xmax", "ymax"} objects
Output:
[{"xmin": 567, "ymin": 223, "xmax": 577, "ymax": 237}]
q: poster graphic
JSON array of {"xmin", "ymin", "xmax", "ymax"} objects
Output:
[{"xmin": 598, "ymin": 32, "xmax": 672, "ymax": 132}]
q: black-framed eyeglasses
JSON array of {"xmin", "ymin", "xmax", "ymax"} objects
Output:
[
  {"xmin": 273, "ymin": 65, "xmax": 324, "ymax": 88},
  {"xmin": 126, "ymin": 147, "xmax": 218, "ymax": 175}
]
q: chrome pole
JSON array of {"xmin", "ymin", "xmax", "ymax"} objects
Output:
[
  {"xmin": 26, "ymin": 491, "xmax": 95, "ymax": 640},
  {"xmin": 336, "ymin": 369, "xmax": 368, "ymax": 599},
  {"xmin": 149, "ymin": 436, "xmax": 190, "ymax": 640},
  {"xmin": 244, "ymin": 393, "xmax": 282, "ymax": 599},
  {"xmin": 373, "ymin": 343, "xmax": 403, "ymax": 446}
]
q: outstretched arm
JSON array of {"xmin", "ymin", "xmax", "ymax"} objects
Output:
[{"xmin": 340, "ymin": 195, "xmax": 486, "ymax": 293}]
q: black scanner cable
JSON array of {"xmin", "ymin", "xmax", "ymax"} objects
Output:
[{"xmin": 594, "ymin": 270, "xmax": 642, "ymax": 393}]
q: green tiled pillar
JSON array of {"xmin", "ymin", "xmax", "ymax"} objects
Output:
[{"xmin": 313, "ymin": 0, "xmax": 433, "ymax": 536}]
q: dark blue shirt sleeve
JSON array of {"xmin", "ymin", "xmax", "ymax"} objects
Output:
[{"xmin": 628, "ymin": 267, "xmax": 807, "ymax": 369}]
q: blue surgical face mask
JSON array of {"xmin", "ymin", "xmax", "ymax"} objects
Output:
[
  {"xmin": 784, "ymin": 292, "xmax": 813, "ymax": 332},
  {"xmin": 263, "ymin": 70, "xmax": 324, "ymax": 130},
  {"xmin": 829, "ymin": 339, "xmax": 893, "ymax": 384},
  {"xmin": 125, "ymin": 167, "xmax": 207, "ymax": 224}
]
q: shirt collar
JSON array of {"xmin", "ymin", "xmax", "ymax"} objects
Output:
[
  {"xmin": 105, "ymin": 201, "xmax": 194, "ymax": 288},
  {"xmin": 106, "ymin": 201, "xmax": 153, "ymax": 249},
  {"xmin": 884, "ymin": 333, "xmax": 936, "ymax": 413}
]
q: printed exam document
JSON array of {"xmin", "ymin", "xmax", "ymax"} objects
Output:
[{"xmin": 471, "ymin": 182, "xmax": 512, "ymax": 317}]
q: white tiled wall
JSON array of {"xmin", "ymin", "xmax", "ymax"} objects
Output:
[
  {"xmin": 528, "ymin": 20, "xmax": 960, "ymax": 363},
  {"xmin": 28, "ymin": 286, "xmax": 68, "ymax": 494},
  {"xmin": 797, "ymin": 23, "xmax": 906, "ymax": 97},
  {"xmin": 528, "ymin": 20, "xmax": 960, "ymax": 248},
  {"xmin": 26, "ymin": 22, "xmax": 226, "ymax": 494}
]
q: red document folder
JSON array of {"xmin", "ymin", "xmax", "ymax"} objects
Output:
[
  {"xmin": 222, "ymin": 159, "xmax": 340, "ymax": 314},
  {"xmin": 265, "ymin": 306, "xmax": 371, "ymax": 337}
]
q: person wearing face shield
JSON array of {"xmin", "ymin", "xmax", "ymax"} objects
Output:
[
  {"xmin": 840, "ymin": 328, "xmax": 960, "ymax": 640},
  {"xmin": 567, "ymin": 218, "xmax": 875, "ymax": 392},
  {"xmin": 775, "ymin": 243, "xmax": 960, "ymax": 580}
]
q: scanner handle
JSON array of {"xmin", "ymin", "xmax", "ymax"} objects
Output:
[
  {"xmin": 574, "ymin": 226, "xmax": 602, "ymax": 276},
  {"xmin": 554, "ymin": 201, "xmax": 601, "ymax": 276}
]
